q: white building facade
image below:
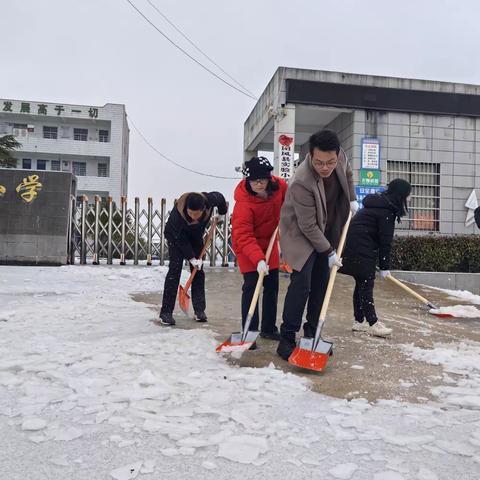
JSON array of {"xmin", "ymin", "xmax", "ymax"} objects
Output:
[{"xmin": 0, "ymin": 99, "xmax": 129, "ymax": 204}]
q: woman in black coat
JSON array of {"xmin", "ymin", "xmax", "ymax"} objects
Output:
[{"xmin": 340, "ymin": 179, "xmax": 411, "ymax": 337}]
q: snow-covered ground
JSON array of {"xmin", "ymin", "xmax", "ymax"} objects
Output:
[{"xmin": 1, "ymin": 266, "xmax": 480, "ymax": 479}]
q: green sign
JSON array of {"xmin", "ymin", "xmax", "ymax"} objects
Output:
[{"xmin": 360, "ymin": 169, "xmax": 380, "ymax": 186}]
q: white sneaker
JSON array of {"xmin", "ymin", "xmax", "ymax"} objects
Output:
[
  {"xmin": 352, "ymin": 320, "xmax": 369, "ymax": 332},
  {"xmin": 368, "ymin": 321, "xmax": 392, "ymax": 338}
]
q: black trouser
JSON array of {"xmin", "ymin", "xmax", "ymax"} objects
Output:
[
  {"xmin": 160, "ymin": 242, "xmax": 205, "ymax": 315},
  {"xmin": 280, "ymin": 252, "xmax": 329, "ymax": 342},
  {"xmin": 353, "ymin": 276, "xmax": 377, "ymax": 325},
  {"xmin": 241, "ymin": 269, "xmax": 279, "ymax": 332}
]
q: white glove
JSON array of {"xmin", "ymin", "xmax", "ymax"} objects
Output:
[
  {"xmin": 189, "ymin": 258, "xmax": 203, "ymax": 270},
  {"xmin": 257, "ymin": 260, "xmax": 269, "ymax": 275},
  {"xmin": 328, "ymin": 250, "xmax": 343, "ymax": 269},
  {"xmin": 379, "ymin": 269, "xmax": 390, "ymax": 279},
  {"xmin": 350, "ymin": 200, "xmax": 359, "ymax": 215}
]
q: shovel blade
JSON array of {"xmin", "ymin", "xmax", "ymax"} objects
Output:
[
  {"xmin": 178, "ymin": 285, "xmax": 190, "ymax": 314},
  {"xmin": 288, "ymin": 336, "xmax": 334, "ymax": 372},
  {"xmin": 431, "ymin": 312, "xmax": 455, "ymax": 318},
  {"xmin": 215, "ymin": 330, "xmax": 259, "ymax": 353}
]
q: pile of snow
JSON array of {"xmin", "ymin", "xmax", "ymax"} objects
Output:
[
  {"xmin": 1, "ymin": 265, "xmax": 480, "ymax": 479},
  {"xmin": 429, "ymin": 305, "xmax": 480, "ymax": 318}
]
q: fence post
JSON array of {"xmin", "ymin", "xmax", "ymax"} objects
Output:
[
  {"xmin": 160, "ymin": 198, "xmax": 166, "ymax": 266},
  {"xmin": 134, "ymin": 197, "xmax": 139, "ymax": 265},
  {"xmin": 120, "ymin": 196, "xmax": 127, "ymax": 265},
  {"xmin": 222, "ymin": 202, "xmax": 229, "ymax": 267},
  {"xmin": 147, "ymin": 196, "xmax": 153, "ymax": 266},
  {"xmin": 93, "ymin": 195, "xmax": 100, "ymax": 265},
  {"xmin": 80, "ymin": 195, "xmax": 88, "ymax": 265},
  {"xmin": 107, "ymin": 196, "xmax": 113, "ymax": 265},
  {"xmin": 69, "ymin": 195, "xmax": 76, "ymax": 265}
]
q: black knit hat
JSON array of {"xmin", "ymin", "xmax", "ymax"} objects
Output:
[
  {"xmin": 242, "ymin": 157, "xmax": 273, "ymax": 180},
  {"xmin": 386, "ymin": 178, "xmax": 411, "ymax": 199}
]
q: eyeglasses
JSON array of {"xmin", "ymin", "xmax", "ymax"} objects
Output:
[
  {"xmin": 312, "ymin": 160, "xmax": 337, "ymax": 168},
  {"xmin": 249, "ymin": 179, "xmax": 269, "ymax": 185}
]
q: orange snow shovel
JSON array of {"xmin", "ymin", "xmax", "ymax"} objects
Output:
[
  {"xmin": 178, "ymin": 218, "xmax": 218, "ymax": 315},
  {"xmin": 384, "ymin": 274, "xmax": 454, "ymax": 318},
  {"xmin": 216, "ymin": 227, "xmax": 279, "ymax": 353},
  {"xmin": 288, "ymin": 211, "xmax": 352, "ymax": 372}
]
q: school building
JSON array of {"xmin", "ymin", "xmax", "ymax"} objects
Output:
[
  {"xmin": 244, "ymin": 67, "xmax": 480, "ymax": 234},
  {"xmin": 0, "ymin": 98, "xmax": 129, "ymax": 204}
]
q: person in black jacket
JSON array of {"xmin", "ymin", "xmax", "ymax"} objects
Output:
[
  {"xmin": 474, "ymin": 206, "xmax": 480, "ymax": 229},
  {"xmin": 339, "ymin": 179, "xmax": 411, "ymax": 337},
  {"xmin": 159, "ymin": 191, "xmax": 227, "ymax": 326}
]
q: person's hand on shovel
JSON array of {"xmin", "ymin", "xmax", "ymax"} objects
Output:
[
  {"xmin": 328, "ymin": 250, "xmax": 343, "ymax": 269},
  {"xmin": 257, "ymin": 260, "xmax": 269, "ymax": 275},
  {"xmin": 189, "ymin": 258, "xmax": 203, "ymax": 270},
  {"xmin": 379, "ymin": 269, "xmax": 390, "ymax": 279}
]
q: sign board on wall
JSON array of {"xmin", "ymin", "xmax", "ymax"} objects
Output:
[
  {"xmin": 361, "ymin": 138, "xmax": 380, "ymax": 170},
  {"xmin": 355, "ymin": 185, "xmax": 385, "ymax": 207},
  {"xmin": 278, "ymin": 134, "xmax": 295, "ymax": 180},
  {"xmin": 359, "ymin": 169, "xmax": 380, "ymax": 186}
]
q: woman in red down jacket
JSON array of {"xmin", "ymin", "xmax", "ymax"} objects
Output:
[{"xmin": 231, "ymin": 156, "xmax": 288, "ymax": 340}]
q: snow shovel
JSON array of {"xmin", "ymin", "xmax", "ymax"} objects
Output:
[
  {"xmin": 216, "ymin": 227, "xmax": 279, "ymax": 353},
  {"xmin": 178, "ymin": 218, "xmax": 218, "ymax": 316},
  {"xmin": 288, "ymin": 211, "xmax": 352, "ymax": 372},
  {"xmin": 384, "ymin": 274, "xmax": 454, "ymax": 318}
]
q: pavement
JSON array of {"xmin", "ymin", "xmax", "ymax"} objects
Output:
[{"xmin": 132, "ymin": 267, "xmax": 480, "ymax": 404}]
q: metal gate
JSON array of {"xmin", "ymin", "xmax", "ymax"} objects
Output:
[{"xmin": 68, "ymin": 195, "xmax": 234, "ymax": 266}]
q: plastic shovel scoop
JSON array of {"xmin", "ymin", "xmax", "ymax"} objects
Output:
[
  {"xmin": 216, "ymin": 227, "xmax": 279, "ymax": 353},
  {"xmin": 384, "ymin": 274, "xmax": 455, "ymax": 318},
  {"xmin": 178, "ymin": 218, "xmax": 217, "ymax": 315},
  {"xmin": 289, "ymin": 211, "xmax": 352, "ymax": 372}
]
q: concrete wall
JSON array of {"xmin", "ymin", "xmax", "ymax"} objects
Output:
[{"xmin": 0, "ymin": 169, "xmax": 75, "ymax": 265}]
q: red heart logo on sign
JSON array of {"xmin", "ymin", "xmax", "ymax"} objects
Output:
[{"xmin": 279, "ymin": 134, "xmax": 293, "ymax": 147}]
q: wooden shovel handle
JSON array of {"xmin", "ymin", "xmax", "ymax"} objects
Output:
[
  {"xmin": 319, "ymin": 210, "xmax": 352, "ymax": 322},
  {"xmin": 384, "ymin": 274, "xmax": 432, "ymax": 307},
  {"xmin": 183, "ymin": 218, "xmax": 218, "ymax": 292},
  {"xmin": 246, "ymin": 226, "xmax": 279, "ymax": 317}
]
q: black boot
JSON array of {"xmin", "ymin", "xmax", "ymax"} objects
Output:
[
  {"xmin": 303, "ymin": 322, "xmax": 317, "ymax": 339},
  {"xmin": 194, "ymin": 311, "xmax": 208, "ymax": 323},
  {"xmin": 260, "ymin": 329, "xmax": 281, "ymax": 341},
  {"xmin": 159, "ymin": 312, "xmax": 175, "ymax": 326},
  {"xmin": 276, "ymin": 337, "xmax": 296, "ymax": 361}
]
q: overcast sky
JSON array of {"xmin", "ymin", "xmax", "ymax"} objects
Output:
[{"xmin": 2, "ymin": 0, "xmax": 480, "ymax": 204}]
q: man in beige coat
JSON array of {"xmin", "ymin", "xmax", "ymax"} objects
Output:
[{"xmin": 277, "ymin": 129, "xmax": 358, "ymax": 360}]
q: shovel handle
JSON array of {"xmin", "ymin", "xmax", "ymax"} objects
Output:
[
  {"xmin": 242, "ymin": 227, "xmax": 279, "ymax": 338},
  {"xmin": 183, "ymin": 218, "xmax": 218, "ymax": 292},
  {"xmin": 319, "ymin": 210, "xmax": 352, "ymax": 322},
  {"xmin": 384, "ymin": 274, "xmax": 435, "ymax": 308}
]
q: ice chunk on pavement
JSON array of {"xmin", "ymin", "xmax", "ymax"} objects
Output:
[
  {"xmin": 329, "ymin": 463, "xmax": 358, "ymax": 479},
  {"xmin": 351, "ymin": 365, "xmax": 365, "ymax": 370},
  {"xmin": 51, "ymin": 426, "xmax": 83, "ymax": 441},
  {"xmin": 418, "ymin": 468, "xmax": 438, "ymax": 480},
  {"xmin": 138, "ymin": 369, "xmax": 157, "ymax": 387},
  {"xmin": 202, "ymin": 461, "xmax": 217, "ymax": 470},
  {"xmin": 140, "ymin": 460, "xmax": 156, "ymax": 474},
  {"xmin": 22, "ymin": 418, "xmax": 47, "ymax": 431},
  {"xmin": 373, "ymin": 472, "xmax": 405, "ymax": 480},
  {"xmin": 49, "ymin": 455, "xmax": 69, "ymax": 467},
  {"xmin": 217, "ymin": 435, "xmax": 268, "ymax": 464},
  {"xmin": 110, "ymin": 462, "xmax": 142, "ymax": 480}
]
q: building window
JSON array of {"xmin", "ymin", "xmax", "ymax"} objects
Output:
[
  {"xmin": 98, "ymin": 163, "xmax": 108, "ymax": 177},
  {"xmin": 43, "ymin": 126, "xmax": 58, "ymax": 139},
  {"xmin": 387, "ymin": 161, "xmax": 440, "ymax": 231},
  {"xmin": 99, "ymin": 130, "xmax": 109, "ymax": 142},
  {"xmin": 51, "ymin": 160, "xmax": 61, "ymax": 171},
  {"xmin": 72, "ymin": 161, "xmax": 87, "ymax": 176},
  {"xmin": 22, "ymin": 158, "xmax": 31, "ymax": 169},
  {"xmin": 37, "ymin": 159, "xmax": 47, "ymax": 170},
  {"xmin": 74, "ymin": 128, "xmax": 88, "ymax": 141},
  {"xmin": 13, "ymin": 124, "xmax": 28, "ymax": 137},
  {"xmin": 62, "ymin": 161, "xmax": 70, "ymax": 172}
]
